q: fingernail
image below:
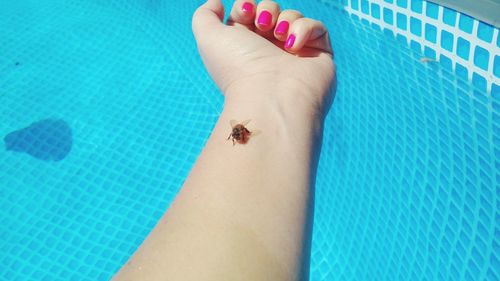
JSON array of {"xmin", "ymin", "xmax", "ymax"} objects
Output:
[
  {"xmin": 257, "ymin": 10, "xmax": 272, "ymax": 26},
  {"xmin": 242, "ymin": 2, "xmax": 254, "ymax": 14},
  {"xmin": 275, "ymin": 21, "xmax": 289, "ymax": 35},
  {"xmin": 285, "ymin": 34, "xmax": 296, "ymax": 49}
]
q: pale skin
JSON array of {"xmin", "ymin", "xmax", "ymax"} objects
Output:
[{"xmin": 113, "ymin": 0, "xmax": 336, "ymax": 280}]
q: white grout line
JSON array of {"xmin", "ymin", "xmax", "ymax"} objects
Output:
[
  {"xmin": 433, "ymin": 5, "xmax": 444, "ymax": 66},
  {"xmin": 487, "ymin": 28, "xmax": 498, "ymax": 83},
  {"xmin": 421, "ymin": 1, "xmax": 428, "ymax": 48},
  {"xmin": 344, "ymin": 0, "xmax": 499, "ymax": 93}
]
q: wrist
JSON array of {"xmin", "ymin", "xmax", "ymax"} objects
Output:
[
  {"xmin": 223, "ymin": 77, "xmax": 329, "ymax": 119},
  {"xmin": 220, "ymin": 82, "xmax": 326, "ymax": 149}
]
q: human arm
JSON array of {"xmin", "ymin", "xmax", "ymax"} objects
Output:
[{"xmin": 112, "ymin": 0, "xmax": 335, "ymax": 280}]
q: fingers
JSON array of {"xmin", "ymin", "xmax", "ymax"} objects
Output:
[
  {"xmin": 227, "ymin": 0, "xmax": 256, "ymax": 27},
  {"xmin": 226, "ymin": 0, "xmax": 332, "ymax": 55},
  {"xmin": 227, "ymin": 0, "xmax": 280, "ymax": 33},
  {"xmin": 254, "ymin": 0, "xmax": 280, "ymax": 32},
  {"xmin": 285, "ymin": 18, "xmax": 332, "ymax": 55},
  {"xmin": 273, "ymin": 10, "xmax": 303, "ymax": 41}
]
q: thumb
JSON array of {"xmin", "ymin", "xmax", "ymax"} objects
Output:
[{"xmin": 192, "ymin": 0, "xmax": 225, "ymax": 38}]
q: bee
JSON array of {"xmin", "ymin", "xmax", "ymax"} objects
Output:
[{"xmin": 227, "ymin": 120, "xmax": 252, "ymax": 146}]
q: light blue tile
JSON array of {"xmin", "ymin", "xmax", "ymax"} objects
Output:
[
  {"xmin": 361, "ymin": 0, "xmax": 369, "ymax": 14},
  {"xmin": 383, "ymin": 28, "xmax": 394, "ymax": 37},
  {"xmin": 371, "ymin": 3, "xmax": 380, "ymax": 19},
  {"xmin": 424, "ymin": 46, "xmax": 436, "ymax": 59},
  {"xmin": 443, "ymin": 7, "xmax": 457, "ymax": 26},
  {"xmin": 477, "ymin": 22, "xmax": 494, "ymax": 43},
  {"xmin": 397, "ymin": 34, "xmax": 406, "ymax": 45},
  {"xmin": 383, "ymin": 8, "xmax": 393, "ymax": 24},
  {"xmin": 351, "ymin": 0, "xmax": 359, "ymax": 10},
  {"xmin": 473, "ymin": 46, "xmax": 489, "ymax": 71},
  {"xmin": 410, "ymin": 40, "xmax": 421, "ymax": 52},
  {"xmin": 492, "ymin": 83, "xmax": 499, "ymax": 96},
  {"xmin": 457, "ymin": 37, "xmax": 470, "ymax": 60},
  {"xmin": 397, "ymin": 13, "xmax": 407, "ymax": 30},
  {"xmin": 441, "ymin": 30, "xmax": 454, "ymax": 52},
  {"xmin": 426, "ymin": 2, "xmax": 439, "ymax": 19},
  {"xmin": 425, "ymin": 24, "xmax": 437, "ymax": 43},
  {"xmin": 459, "ymin": 14, "xmax": 474, "ymax": 33},
  {"xmin": 455, "ymin": 63, "xmax": 468, "ymax": 80},
  {"xmin": 411, "ymin": 0, "xmax": 423, "ymax": 13},
  {"xmin": 384, "ymin": 0, "xmax": 394, "ymax": 3},
  {"xmin": 410, "ymin": 17, "xmax": 422, "ymax": 36},
  {"xmin": 396, "ymin": 0, "xmax": 407, "ymax": 8},
  {"xmin": 494, "ymin": 56, "xmax": 500, "ymax": 78},
  {"xmin": 472, "ymin": 73, "xmax": 487, "ymax": 91},
  {"xmin": 439, "ymin": 54, "xmax": 452, "ymax": 70}
]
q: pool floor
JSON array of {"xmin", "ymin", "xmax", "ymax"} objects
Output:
[{"xmin": 0, "ymin": 0, "xmax": 498, "ymax": 280}]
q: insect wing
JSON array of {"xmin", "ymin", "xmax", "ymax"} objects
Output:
[
  {"xmin": 241, "ymin": 119, "xmax": 251, "ymax": 126},
  {"xmin": 250, "ymin": 129, "xmax": 262, "ymax": 137}
]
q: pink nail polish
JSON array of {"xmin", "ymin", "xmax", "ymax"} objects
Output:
[
  {"xmin": 257, "ymin": 10, "xmax": 272, "ymax": 26},
  {"xmin": 242, "ymin": 2, "xmax": 253, "ymax": 14},
  {"xmin": 285, "ymin": 34, "xmax": 296, "ymax": 49},
  {"xmin": 275, "ymin": 21, "xmax": 289, "ymax": 35}
]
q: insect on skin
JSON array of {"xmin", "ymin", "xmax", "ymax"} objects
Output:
[{"xmin": 227, "ymin": 120, "xmax": 252, "ymax": 146}]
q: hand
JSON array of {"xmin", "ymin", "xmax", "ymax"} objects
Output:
[{"xmin": 192, "ymin": 0, "xmax": 336, "ymax": 112}]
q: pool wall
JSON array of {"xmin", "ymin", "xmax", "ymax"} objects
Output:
[{"xmin": 322, "ymin": 0, "xmax": 499, "ymax": 93}]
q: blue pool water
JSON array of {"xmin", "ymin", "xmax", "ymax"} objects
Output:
[{"xmin": 0, "ymin": 0, "xmax": 498, "ymax": 280}]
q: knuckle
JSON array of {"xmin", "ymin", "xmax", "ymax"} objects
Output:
[
  {"xmin": 312, "ymin": 19, "xmax": 323, "ymax": 25},
  {"xmin": 258, "ymin": 0, "xmax": 280, "ymax": 10},
  {"xmin": 296, "ymin": 17, "xmax": 321, "ymax": 28},
  {"xmin": 294, "ymin": 17, "xmax": 309, "ymax": 25},
  {"xmin": 282, "ymin": 9, "xmax": 303, "ymax": 17}
]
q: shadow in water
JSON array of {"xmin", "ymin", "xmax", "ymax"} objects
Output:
[{"xmin": 4, "ymin": 119, "xmax": 72, "ymax": 161}]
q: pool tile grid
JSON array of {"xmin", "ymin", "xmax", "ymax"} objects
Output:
[
  {"xmin": 1, "ymin": 0, "xmax": 498, "ymax": 281},
  {"xmin": 309, "ymin": 7, "xmax": 498, "ymax": 280},
  {"xmin": 0, "ymin": 2, "xmax": 220, "ymax": 279},
  {"xmin": 343, "ymin": 0, "xmax": 499, "ymax": 93}
]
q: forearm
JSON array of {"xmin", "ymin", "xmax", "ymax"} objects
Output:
[
  {"xmin": 200, "ymin": 82, "xmax": 324, "ymax": 195},
  {"xmin": 114, "ymin": 82, "xmax": 325, "ymax": 281}
]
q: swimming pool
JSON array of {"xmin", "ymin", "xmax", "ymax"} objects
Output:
[{"xmin": 0, "ymin": 0, "xmax": 498, "ymax": 280}]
